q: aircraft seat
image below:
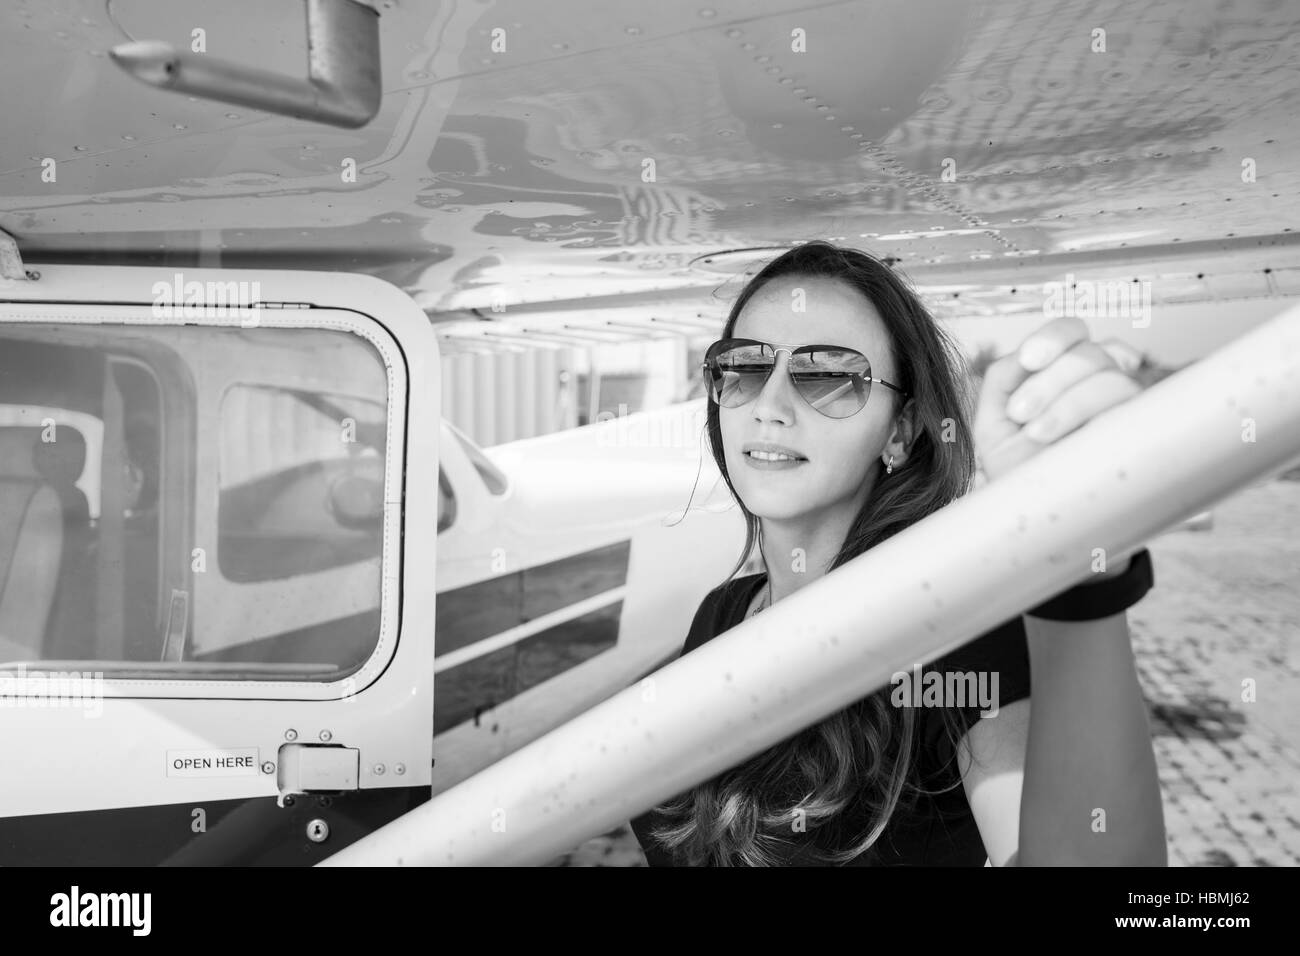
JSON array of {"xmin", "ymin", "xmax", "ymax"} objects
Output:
[
  {"xmin": 32, "ymin": 427, "xmax": 90, "ymax": 525},
  {"xmin": 32, "ymin": 427, "xmax": 96, "ymax": 659},
  {"xmin": 0, "ymin": 427, "xmax": 65, "ymax": 663}
]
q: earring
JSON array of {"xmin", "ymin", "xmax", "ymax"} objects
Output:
[{"xmin": 886, "ymin": 454, "xmax": 894, "ymax": 475}]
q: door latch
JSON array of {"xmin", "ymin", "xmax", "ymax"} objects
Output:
[{"xmin": 277, "ymin": 743, "xmax": 359, "ymax": 805}]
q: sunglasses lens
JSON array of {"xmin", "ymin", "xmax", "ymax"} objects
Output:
[
  {"xmin": 788, "ymin": 347, "xmax": 869, "ymax": 418},
  {"xmin": 706, "ymin": 342, "xmax": 773, "ymax": 408},
  {"xmin": 705, "ymin": 342, "xmax": 871, "ymax": 418}
]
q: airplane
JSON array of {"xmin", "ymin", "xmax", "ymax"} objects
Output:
[{"xmin": 0, "ymin": 0, "xmax": 1295, "ymax": 866}]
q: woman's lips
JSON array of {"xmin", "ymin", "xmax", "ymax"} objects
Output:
[{"xmin": 743, "ymin": 450, "xmax": 808, "ymax": 471}]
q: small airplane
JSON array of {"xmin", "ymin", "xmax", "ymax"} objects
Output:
[{"xmin": 0, "ymin": 0, "xmax": 1292, "ymax": 865}]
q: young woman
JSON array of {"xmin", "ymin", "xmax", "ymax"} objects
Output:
[{"xmin": 629, "ymin": 241, "xmax": 1166, "ymax": 867}]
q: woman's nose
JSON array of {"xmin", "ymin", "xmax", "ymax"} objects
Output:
[{"xmin": 751, "ymin": 350, "xmax": 797, "ymax": 423}]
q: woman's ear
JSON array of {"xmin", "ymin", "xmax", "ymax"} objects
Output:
[
  {"xmin": 896, "ymin": 397, "xmax": 918, "ymax": 444},
  {"xmin": 885, "ymin": 397, "xmax": 918, "ymax": 466}
]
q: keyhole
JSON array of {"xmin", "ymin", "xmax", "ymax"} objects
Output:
[{"xmin": 306, "ymin": 818, "xmax": 331, "ymax": 843}]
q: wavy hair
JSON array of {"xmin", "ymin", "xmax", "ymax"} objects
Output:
[{"xmin": 649, "ymin": 241, "xmax": 980, "ymax": 866}]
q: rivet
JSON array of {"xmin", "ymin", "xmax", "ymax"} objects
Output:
[
  {"xmin": 374, "ymin": 763, "xmax": 386, "ymax": 775},
  {"xmin": 319, "ymin": 729, "xmax": 332, "ymax": 742},
  {"xmin": 285, "ymin": 729, "xmax": 298, "ymax": 741},
  {"xmin": 261, "ymin": 761, "xmax": 275, "ymax": 774}
]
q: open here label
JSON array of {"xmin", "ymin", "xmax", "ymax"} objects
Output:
[{"xmin": 167, "ymin": 748, "xmax": 260, "ymax": 777}]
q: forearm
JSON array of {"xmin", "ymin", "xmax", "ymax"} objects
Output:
[{"xmin": 1017, "ymin": 611, "xmax": 1167, "ymax": 865}]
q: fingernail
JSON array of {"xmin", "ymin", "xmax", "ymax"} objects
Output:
[
  {"xmin": 1007, "ymin": 396, "xmax": 1035, "ymax": 420},
  {"xmin": 1020, "ymin": 342, "xmax": 1051, "ymax": 369}
]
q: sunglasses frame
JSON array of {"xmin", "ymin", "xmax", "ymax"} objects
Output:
[{"xmin": 701, "ymin": 337, "xmax": 910, "ymax": 419}]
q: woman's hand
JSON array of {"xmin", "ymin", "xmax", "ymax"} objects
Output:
[{"xmin": 973, "ymin": 316, "xmax": 1142, "ymax": 484}]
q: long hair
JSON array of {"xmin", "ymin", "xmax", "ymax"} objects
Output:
[{"xmin": 649, "ymin": 241, "xmax": 980, "ymax": 866}]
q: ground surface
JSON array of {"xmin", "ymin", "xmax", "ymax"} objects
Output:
[{"xmin": 547, "ymin": 476, "xmax": 1300, "ymax": 867}]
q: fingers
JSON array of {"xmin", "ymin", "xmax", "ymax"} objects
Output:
[
  {"xmin": 1016, "ymin": 315, "xmax": 1092, "ymax": 372},
  {"xmin": 1005, "ymin": 340, "xmax": 1118, "ymax": 425},
  {"xmin": 979, "ymin": 316, "xmax": 1091, "ymax": 415},
  {"xmin": 1021, "ymin": 367, "xmax": 1141, "ymax": 444},
  {"xmin": 974, "ymin": 317, "xmax": 1135, "ymax": 479}
]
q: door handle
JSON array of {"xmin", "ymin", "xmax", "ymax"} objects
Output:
[
  {"xmin": 109, "ymin": 0, "xmax": 382, "ymax": 129},
  {"xmin": 278, "ymin": 743, "xmax": 360, "ymax": 800}
]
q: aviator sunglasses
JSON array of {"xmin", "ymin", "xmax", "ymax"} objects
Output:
[{"xmin": 702, "ymin": 337, "xmax": 909, "ymax": 419}]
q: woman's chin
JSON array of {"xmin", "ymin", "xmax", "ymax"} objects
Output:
[{"xmin": 734, "ymin": 485, "xmax": 815, "ymax": 521}]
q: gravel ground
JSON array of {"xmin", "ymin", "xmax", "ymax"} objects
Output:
[{"xmin": 548, "ymin": 476, "xmax": 1300, "ymax": 867}]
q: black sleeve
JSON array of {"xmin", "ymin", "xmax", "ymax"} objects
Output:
[
  {"xmin": 631, "ymin": 582, "xmax": 731, "ymax": 686},
  {"xmin": 678, "ymin": 582, "xmax": 732, "ymax": 657},
  {"xmin": 920, "ymin": 615, "xmax": 1032, "ymax": 768}
]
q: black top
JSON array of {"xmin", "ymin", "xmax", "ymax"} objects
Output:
[{"xmin": 629, "ymin": 573, "xmax": 1032, "ymax": 866}]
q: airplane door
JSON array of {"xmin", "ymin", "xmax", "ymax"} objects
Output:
[{"xmin": 0, "ymin": 265, "xmax": 439, "ymax": 865}]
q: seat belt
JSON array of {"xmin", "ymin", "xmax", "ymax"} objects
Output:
[{"xmin": 96, "ymin": 360, "xmax": 126, "ymax": 661}]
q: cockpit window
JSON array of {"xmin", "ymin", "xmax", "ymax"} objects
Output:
[{"xmin": 0, "ymin": 322, "xmax": 395, "ymax": 685}]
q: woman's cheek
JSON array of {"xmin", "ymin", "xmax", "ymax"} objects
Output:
[{"xmin": 823, "ymin": 440, "xmax": 871, "ymax": 495}]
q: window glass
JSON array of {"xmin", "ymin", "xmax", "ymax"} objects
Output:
[
  {"xmin": 0, "ymin": 322, "xmax": 394, "ymax": 683},
  {"xmin": 218, "ymin": 386, "xmax": 386, "ymax": 581}
]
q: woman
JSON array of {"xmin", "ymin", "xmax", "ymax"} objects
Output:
[{"xmin": 629, "ymin": 241, "xmax": 1166, "ymax": 866}]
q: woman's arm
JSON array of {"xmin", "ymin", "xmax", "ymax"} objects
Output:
[
  {"xmin": 959, "ymin": 699, "xmax": 1028, "ymax": 866},
  {"xmin": 961, "ymin": 569, "xmax": 1166, "ymax": 865},
  {"xmin": 961, "ymin": 605, "xmax": 1167, "ymax": 865},
  {"xmin": 1016, "ymin": 608, "xmax": 1167, "ymax": 865},
  {"xmin": 966, "ymin": 312, "xmax": 1165, "ymax": 865}
]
